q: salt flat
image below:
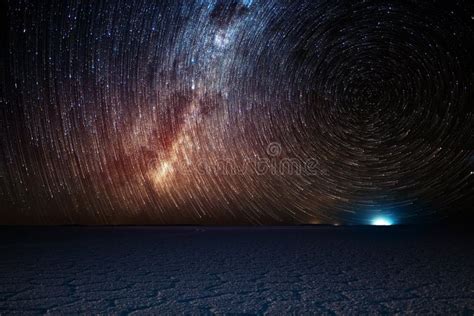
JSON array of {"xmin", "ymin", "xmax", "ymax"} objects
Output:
[{"xmin": 0, "ymin": 226, "xmax": 472, "ymax": 314}]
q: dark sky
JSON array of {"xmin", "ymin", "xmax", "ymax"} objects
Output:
[{"xmin": 0, "ymin": 0, "xmax": 472, "ymax": 225}]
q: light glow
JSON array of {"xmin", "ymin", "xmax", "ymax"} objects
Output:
[{"xmin": 371, "ymin": 217, "xmax": 393, "ymax": 226}]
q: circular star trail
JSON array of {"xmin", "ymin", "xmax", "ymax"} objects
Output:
[{"xmin": 0, "ymin": 0, "xmax": 473, "ymax": 224}]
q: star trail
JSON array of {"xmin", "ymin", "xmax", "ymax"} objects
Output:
[{"xmin": 0, "ymin": 0, "xmax": 473, "ymax": 224}]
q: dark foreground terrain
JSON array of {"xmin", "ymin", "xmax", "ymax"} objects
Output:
[{"xmin": 0, "ymin": 226, "xmax": 473, "ymax": 314}]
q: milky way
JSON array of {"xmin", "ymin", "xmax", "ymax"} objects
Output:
[{"xmin": 1, "ymin": 0, "xmax": 473, "ymax": 224}]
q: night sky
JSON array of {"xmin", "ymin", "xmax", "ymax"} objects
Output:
[{"xmin": 0, "ymin": 0, "xmax": 473, "ymax": 225}]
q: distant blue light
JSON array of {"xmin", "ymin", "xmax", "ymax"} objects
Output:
[{"xmin": 371, "ymin": 216, "xmax": 393, "ymax": 226}]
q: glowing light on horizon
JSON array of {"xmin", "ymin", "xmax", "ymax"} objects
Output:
[{"xmin": 371, "ymin": 217, "xmax": 393, "ymax": 226}]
